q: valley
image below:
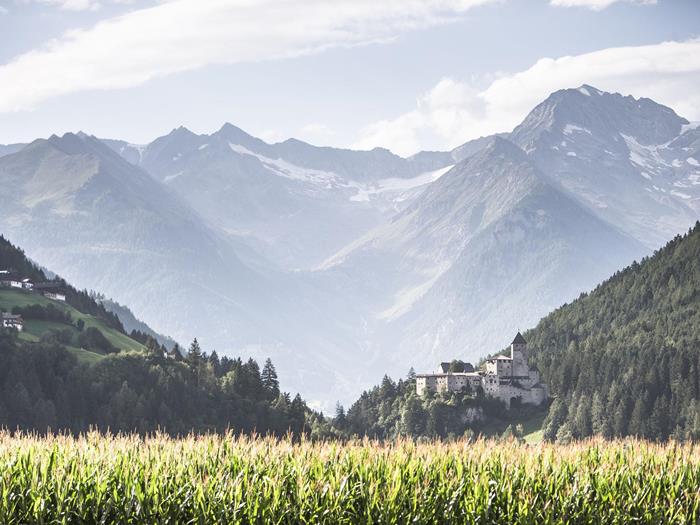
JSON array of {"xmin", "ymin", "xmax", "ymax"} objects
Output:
[{"xmin": 1, "ymin": 85, "xmax": 699, "ymax": 408}]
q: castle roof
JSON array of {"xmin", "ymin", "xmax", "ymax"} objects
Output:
[{"xmin": 512, "ymin": 332, "xmax": 527, "ymax": 345}]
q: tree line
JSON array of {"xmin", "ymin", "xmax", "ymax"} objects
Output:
[{"xmin": 0, "ymin": 331, "xmax": 312, "ymax": 436}]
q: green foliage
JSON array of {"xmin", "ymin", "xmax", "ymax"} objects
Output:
[
  {"xmin": 529, "ymin": 221, "xmax": 700, "ymax": 442},
  {"xmin": 328, "ymin": 372, "xmax": 521, "ymax": 440},
  {"xmin": 0, "ymin": 335, "xmax": 308, "ymax": 436},
  {"xmin": 11, "ymin": 303, "xmax": 72, "ymax": 323},
  {"xmin": 0, "ymin": 434, "xmax": 698, "ymax": 524},
  {"xmin": 76, "ymin": 326, "xmax": 118, "ymax": 354}
]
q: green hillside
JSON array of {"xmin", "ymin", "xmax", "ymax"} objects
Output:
[
  {"xmin": 1, "ymin": 234, "xmax": 146, "ymax": 362},
  {"xmin": 527, "ymin": 221, "xmax": 700, "ymax": 442},
  {"xmin": 0, "ymin": 288, "xmax": 145, "ymax": 361}
]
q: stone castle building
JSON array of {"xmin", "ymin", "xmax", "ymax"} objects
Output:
[{"xmin": 415, "ymin": 333, "xmax": 548, "ymax": 408}]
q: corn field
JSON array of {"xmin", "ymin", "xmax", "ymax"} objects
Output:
[{"xmin": 1, "ymin": 432, "xmax": 699, "ymax": 524}]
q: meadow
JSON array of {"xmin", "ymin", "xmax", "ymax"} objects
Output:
[{"xmin": 0, "ymin": 433, "xmax": 699, "ymax": 524}]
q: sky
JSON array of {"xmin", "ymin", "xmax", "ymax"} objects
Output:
[{"xmin": 0, "ymin": 0, "xmax": 698, "ymax": 156}]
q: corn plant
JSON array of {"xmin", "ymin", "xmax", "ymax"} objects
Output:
[{"xmin": 0, "ymin": 432, "xmax": 698, "ymax": 524}]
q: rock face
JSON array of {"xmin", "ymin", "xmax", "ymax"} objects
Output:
[
  {"xmin": 511, "ymin": 85, "xmax": 700, "ymax": 248},
  {"xmin": 2, "ymin": 85, "xmax": 699, "ymax": 407}
]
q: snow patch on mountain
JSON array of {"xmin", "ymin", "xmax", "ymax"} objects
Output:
[
  {"xmin": 671, "ymin": 190, "xmax": 692, "ymax": 200},
  {"xmin": 229, "ymin": 143, "xmax": 339, "ymax": 184},
  {"xmin": 622, "ymin": 133, "xmax": 669, "ymax": 170},
  {"xmin": 347, "ymin": 165, "xmax": 453, "ymax": 203},
  {"xmin": 163, "ymin": 171, "xmax": 183, "ymax": 183},
  {"xmin": 563, "ymin": 124, "xmax": 592, "ymax": 136},
  {"xmin": 681, "ymin": 122, "xmax": 700, "ymax": 134}
]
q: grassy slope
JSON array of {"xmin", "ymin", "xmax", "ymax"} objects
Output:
[
  {"xmin": 0, "ymin": 288, "xmax": 144, "ymax": 362},
  {"xmin": 474, "ymin": 406, "xmax": 548, "ymax": 442}
]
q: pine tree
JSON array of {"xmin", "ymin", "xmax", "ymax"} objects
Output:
[
  {"xmin": 261, "ymin": 358, "xmax": 280, "ymax": 398},
  {"xmin": 400, "ymin": 395, "xmax": 425, "ymax": 436},
  {"xmin": 555, "ymin": 422, "xmax": 573, "ymax": 444},
  {"xmin": 146, "ymin": 337, "xmax": 163, "ymax": 358},
  {"xmin": 186, "ymin": 338, "xmax": 203, "ymax": 366},
  {"xmin": 591, "ymin": 392, "xmax": 610, "ymax": 438},
  {"xmin": 333, "ymin": 402, "xmax": 347, "ymax": 430}
]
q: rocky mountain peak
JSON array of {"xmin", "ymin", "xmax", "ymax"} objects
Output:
[{"xmin": 512, "ymin": 84, "xmax": 687, "ymax": 150}]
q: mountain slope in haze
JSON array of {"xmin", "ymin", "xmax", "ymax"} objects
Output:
[
  {"xmin": 526, "ymin": 221, "xmax": 700, "ymax": 442},
  {"xmin": 0, "ymin": 143, "xmax": 25, "ymax": 158},
  {"xmin": 107, "ymin": 124, "xmax": 454, "ymax": 269},
  {"xmin": 95, "ymin": 294, "xmax": 178, "ymax": 350},
  {"xmin": 0, "ymin": 132, "xmax": 274, "ymax": 347},
  {"xmin": 0, "ymin": 132, "xmax": 392, "ymax": 407},
  {"xmin": 321, "ymin": 137, "xmax": 646, "ymax": 373}
]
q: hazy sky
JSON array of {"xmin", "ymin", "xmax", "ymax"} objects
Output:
[{"xmin": 0, "ymin": 0, "xmax": 698, "ymax": 155}]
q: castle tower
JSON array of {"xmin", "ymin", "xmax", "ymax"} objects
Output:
[
  {"xmin": 511, "ymin": 332, "xmax": 529, "ymax": 376},
  {"xmin": 511, "ymin": 332, "xmax": 527, "ymax": 359}
]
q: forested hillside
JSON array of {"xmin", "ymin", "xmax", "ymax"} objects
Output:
[
  {"xmin": 0, "ymin": 235, "xmax": 315, "ymax": 435},
  {"xmin": 528, "ymin": 221, "xmax": 700, "ymax": 442}
]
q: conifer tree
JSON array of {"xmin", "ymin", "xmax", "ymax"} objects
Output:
[
  {"xmin": 186, "ymin": 338, "xmax": 203, "ymax": 365},
  {"xmin": 261, "ymin": 358, "xmax": 280, "ymax": 398}
]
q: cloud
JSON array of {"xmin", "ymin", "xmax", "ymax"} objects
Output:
[
  {"xmin": 24, "ymin": 0, "xmax": 154, "ymax": 11},
  {"xmin": 353, "ymin": 38, "xmax": 700, "ymax": 156},
  {"xmin": 0, "ymin": 5, "xmax": 8, "ymax": 14},
  {"xmin": 298, "ymin": 123, "xmax": 335, "ymax": 143},
  {"xmin": 36, "ymin": 0, "xmax": 102, "ymax": 10},
  {"xmin": 258, "ymin": 129, "xmax": 285, "ymax": 144},
  {"xmin": 549, "ymin": 0, "xmax": 656, "ymax": 10},
  {"xmin": 0, "ymin": 0, "xmax": 497, "ymax": 112}
]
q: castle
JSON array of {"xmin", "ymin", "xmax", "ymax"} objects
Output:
[{"xmin": 415, "ymin": 333, "xmax": 548, "ymax": 408}]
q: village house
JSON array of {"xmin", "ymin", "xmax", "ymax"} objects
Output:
[
  {"xmin": 416, "ymin": 333, "xmax": 549, "ymax": 408},
  {"xmin": 1, "ymin": 312, "xmax": 24, "ymax": 331},
  {"xmin": 35, "ymin": 283, "xmax": 67, "ymax": 302},
  {"xmin": 0, "ymin": 270, "xmax": 23, "ymax": 289},
  {"xmin": 1, "ymin": 269, "xmax": 68, "ymax": 303}
]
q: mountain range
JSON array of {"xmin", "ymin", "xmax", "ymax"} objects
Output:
[{"xmin": 1, "ymin": 84, "xmax": 698, "ymax": 407}]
